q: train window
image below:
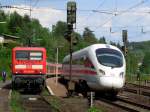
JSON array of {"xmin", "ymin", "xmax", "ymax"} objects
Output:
[
  {"xmin": 84, "ymin": 57, "xmax": 95, "ymax": 69},
  {"xmin": 96, "ymin": 48, "xmax": 123, "ymax": 67},
  {"xmin": 16, "ymin": 51, "xmax": 43, "ymax": 60},
  {"xmin": 83, "ymin": 56, "xmax": 86, "ymax": 60},
  {"xmin": 30, "ymin": 52, "xmax": 42, "ymax": 60},
  {"xmin": 16, "ymin": 51, "xmax": 29, "ymax": 60}
]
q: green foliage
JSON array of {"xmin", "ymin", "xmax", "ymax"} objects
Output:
[
  {"xmin": 140, "ymin": 52, "xmax": 150, "ymax": 74},
  {"xmin": 130, "ymin": 41, "xmax": 150, "ymax": 53},
  {"xmin": 0, "ymin": 10, "xmax": 7, "ymax": 20},
  {"xmin": 110, "ymin": 41, "xmax": 117, "ymax": 46},
  {"xmin": 129, "ymin": 41, "xmax": 150, "ymax": 75},
  {"xmin": 126, "ymin": 51, "xmax": 138, "ymax": 75},
  {"xmin": 52, "ymin": 21, "xmax": 67, "ymax": 38},
  {"xmin": 44, "ymin": 96, "xmax": 61, "ymax": 112},
  {"xmin": 88, "ymin": 107, "xmax": 103, "ymax": 112},
  {"xmin": 0, "ymin": 10, "xmax": 8, "ymax": 34},
  {"xmin": 83, "ymin": 27, "xmax": 98, "ymax": 45},
  {"xmin": 0, "ymin": 48, "xmax": 11, "ymax": 78},
  {"xmin": 8, "ymin": 11, "xmax": 23, "ymax": 34},
  {"xmin": 99, "ymin": 37, "xmax": 106, "ymax": 44},
  {"xmin": 23, "ymin": 15, "xmax": 31, "ymax": 23},
  {"xmin": 10, "ymin": 91, "xmax": 26, "ymax": 112}
]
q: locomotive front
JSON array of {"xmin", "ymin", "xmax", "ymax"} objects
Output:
[
  {"xmin": 94, "ymin": 46, "xmax": 126, "ymax": 93},
  {"xmin": 11, "ymin": 47, "xmax": 47, "ymax": 90}
]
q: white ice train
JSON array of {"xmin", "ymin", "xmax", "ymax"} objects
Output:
[{"xmin": 62, "ymin": 44, "xmax": 126, "ymax": 96}]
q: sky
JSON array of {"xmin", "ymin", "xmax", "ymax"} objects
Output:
[{"xmin": 0, "ymin": 0, "xmax": 150, "ymax": 43}]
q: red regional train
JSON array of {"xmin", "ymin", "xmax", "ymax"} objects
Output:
[{"xmin": 11, "ymin": 47, "xmax": 47, "ymax": 90}]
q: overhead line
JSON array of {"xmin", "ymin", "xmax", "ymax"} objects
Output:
[
  {"xmin": 90, "ymin": 0, "xmax": 149, "ymax": 32},
  {"xmin": 0, "ymin": 5, "xmax": 31, "ymax": 11},
  {"xmin": 117, "ymin": 0, "xmax": 149, "ymax": 16},
  {"xmin": 76, "ymin": 24, "xmax": 150, "ymax": 30},
  {"xmin": 33, "ymin": 0, "xmax": 39, "ymax": 7},
  {"xmin": 1, "ymin": 5, "xmax": 149, "ymax": 15},
  {"xmin": 115, "ymin": 0, "xmax": 118, "ymax": 12},
  {"xmin": 36, "ymin": 7, "xmax": 150, "ymax": 15},
  {"xmin": 80, "ymin": 0, "xmax": 106, "ymax": 25}
]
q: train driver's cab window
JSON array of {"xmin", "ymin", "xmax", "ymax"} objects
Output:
[
  {"xmin": 16, "ymin": 51, "xmax": 28, "ymax": 60},
  {"xmin": 30, "ymin": 52, "xmax": 42, "ymax": 60},
  {"xmin": 96, "ymin": 48, "xmax": 123, "ymax": 68},
  {"xmin": 16, "ymin": 51, "xmax": 42, "ymax": 60}
]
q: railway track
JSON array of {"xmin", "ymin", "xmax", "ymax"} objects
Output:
[
  {"xmin": 21, "ymin": 94, "xmax": 52, "ymax": 112},
  {"xmin": 124, "ymin": 83, "xmax": 150, "ymax": 97},
  {"xmin": 96, "ymin": 98, "xmax": 138, "ymax": 112},
  {"xmin": 126, "ymin": 83, "xmax": 150, "ymax": 89},
  {"xmin": 117, "ymin": 95, "xmax": 150, "ymax": 110},
  {"xmin": 95, "ymin": 95, "xmax": 150, "ymax": 112},
  {"xmin": 19, "ymin": 87, "xmax": 53, "ymax": 112}
]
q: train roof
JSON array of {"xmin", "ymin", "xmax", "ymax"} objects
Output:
[
  {"xmin": 12, "ymin": 47, "xmax": 46, "ymax": 51},
  {"xmin": 63, "ymin": 44, "xmax": 123, "ymax": 62}
]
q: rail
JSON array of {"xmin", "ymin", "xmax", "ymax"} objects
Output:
[{"xmin": 124, "ymin": 83, "xmax": 150, "ymax": 97}]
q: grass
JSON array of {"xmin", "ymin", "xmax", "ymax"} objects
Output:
[
  {"xmin": 0, "ymin": 75, "xmax": 11, "ymax": 81},
  {"xmin": 126, "ymin": 73, "xmax": 150, "ymax": 80},
  {"xmin": 44, "ymin": 95, "xmax": 61, "ymax": 112},
  {"xmin": 41, "ymin": 87, "xmax": 50, "ymax": 96},
  {"xmin": 88, "ymin": 106, "xmax": 103, "ymax": 112},
  {"xmin": 0, "ymin": 77, "xmax": 3, "ymax": 81},
  {"xmin": 140, "ymin": 75, "xmax": 150, "ymax": 81},
  {"xmin": 10, "ymin": 91, "xmax": 26, "ymax": 112},
  {"xmin": 126, "ymin": 74, "xmax": 150, "ymax": 85}
]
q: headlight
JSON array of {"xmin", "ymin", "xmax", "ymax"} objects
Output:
[
  {"xmin": 99, "ymin": 69, "xmax": 105, "ymax": 75},
  {"xmin": 120, "ymin": 72, "xmax": 124, "ymax": 78}
]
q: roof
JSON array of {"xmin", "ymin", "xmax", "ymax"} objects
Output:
[
  {"xmin": 12, "ymin": 47, "xmax": 46, "ymax": 51},
  {"xmin": 2, "ymin": 34, "xmax": 20, "ymax": 40}
]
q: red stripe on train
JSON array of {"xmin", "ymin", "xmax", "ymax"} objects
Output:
[{"xmin": 63, "ymin": 69, "xmax": 97, "ymax": 75}]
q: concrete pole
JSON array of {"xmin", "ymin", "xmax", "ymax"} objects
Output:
[
  {"xmin": 90, "ymin": 92, "xmax": 94, "ymax": 107},
  {"xmin": 55, "ymin": 47, "xmax": 58, "ymax": 85}
]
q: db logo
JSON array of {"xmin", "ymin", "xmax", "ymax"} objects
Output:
[{"xmin": 27, "ymin": 65, "xmax": 32, "ymax": 69}]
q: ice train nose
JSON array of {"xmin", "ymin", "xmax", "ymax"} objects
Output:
[{"xmin": 99, "ymin": 77, "xmax": 124, "ymax": 89}]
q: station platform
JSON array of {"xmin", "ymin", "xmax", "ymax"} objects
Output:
[{"xmin": 46, "ymin": 78, "xmax": 67, "ymax": 97}]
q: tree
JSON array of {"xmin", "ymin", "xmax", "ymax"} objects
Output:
[
  {"xmin": 0, "ymin": 10, "xmax": 7, "ymax": 21},
  {"xmin": 0, "ymin": 10, "xmax": 8, "ymax": 34},
  {"xmin": 52, "ymin": 21, "xmax": 67, "ymax": 38},
  {"xmin": 109, "ymin": 41, "xmax": 116, "ymax": 46},
  {"xmin": 83, "ymin": 27, "xmax": 98, "ymax": 45},
  {"xmin": 117, "ymin": 42, "xmax": 121, "ymax": 48},
  {"xmin": 99, "ymin": 36, "xmax": 106, "ymax": 44},
  {"xmin": 23, "ymin": 15, "xmax": 31, "ymax": 24},
  {"xmin": 8, "ymin": 11, "xmax": 23, "ymax": 33}
]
